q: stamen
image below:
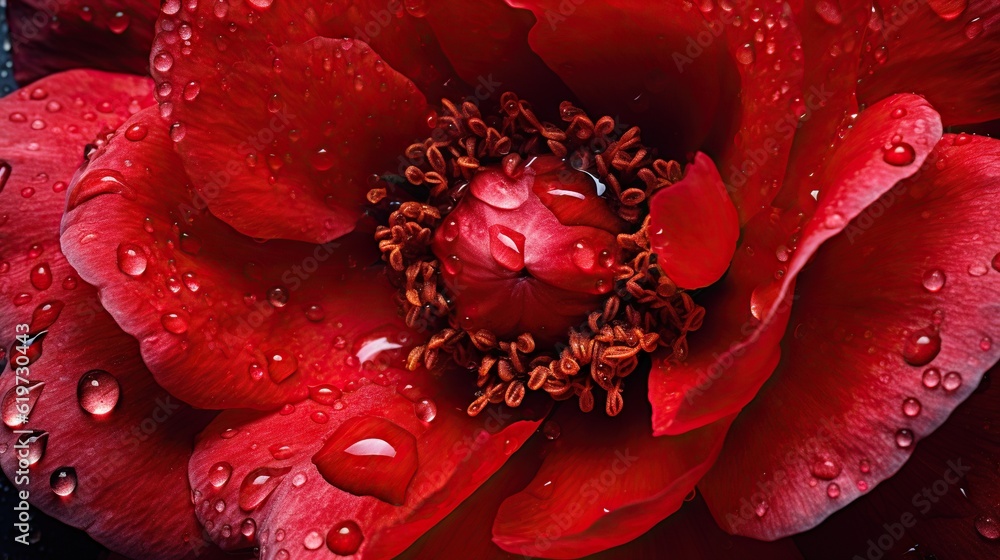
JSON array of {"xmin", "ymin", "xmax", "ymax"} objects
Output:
[{"xmin": 370, "ymin": 93, "xmax": 702, "ymax": 416}]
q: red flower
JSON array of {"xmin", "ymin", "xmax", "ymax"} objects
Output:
[{"xmin": 2, "ymin": 0, "xmax": 1000, "ymax": 559}]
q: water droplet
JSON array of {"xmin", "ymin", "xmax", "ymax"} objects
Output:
[
  {"xmin": 921, "ymin": 269, "xmax": 946, "ymax": 292},
  {"xmin": 0, "ymin": 161, "xmax": 11, "ymax": 193},
  {"xmin": 1, "ymin": 381, "xmax": 44, "ymax": 428},
  {"xmin": 238, "ymin": 467, "xmax": 291, "ymax": 511},
  {"xmin": 571, "ymin": 239, "xmax": 597, "ymax": 270},
  {"xmin": 326, "ymin": 520, "xmax": 363, "ymax": 555},
  {"xmin": 488, "ymin": 224, "xmax": 526, "ymax": 272},
  {"xmin": 267, "ymin": 287, "xmax": 289, "ymax": 307},
  {"xmin": 305, "ymin": 304, "xmax": 326, "ymax": 322},
  {"xmin": 292, "ymin": 472, "xmax": 307, "ymax": 487},
  {"xmin": 183, "ymin": 81, "xmax": 201, "ymax": 101},
  {"xmin": 116, "ymin": 243, "xmax": 148, "ymax": 276},
  {"xmin": 310, "ymin": 148, "xmax": 335, "ymax": 171},
  {"xmin": 942, "ymin": 371, "xmax": 963, "ymax": 391},
  {"xmin": 160, "ymin": 311, "xmax": 189, "ymax": 334},
  {"xmin": 443, "ymin": 254, "xmax": 463, "ymax": 275},
  {"xmin": 441, "ymin": 219, "xmax": 459, "ymax": 242},
  {"xmin": 754, "ymin": 500, "xmax": 769, "ymax": 517},
  {"xmin": 309, "ymin": 385, "xmax": 342, "ymax": 405},
  {"xmin": 859, "ymin": 459, "xmax": 871, "ymax": 473},
  {"xmin": 810, "ymin": 456, "xmax": 842, "ymax": 480},
  {"xmin": 50, "ymin": 467, "xmax": 77, "ymax": 496},
  {"xmin": 856, "ymin": 480, "xmax": 868, "ymax": 492},
  {"xmin": 312, "ymin": 416, "xmax": 418, "ymax": 505},
  {"xmin": 77, "ymin": 370, "xmax": 120, "ymax": 415},
  {"xmin": 154, "ymin": 52, "xmax": 174, "ymax": 72},
  {"xmin": 17, "ymin": 431, "xmax": 48, "ymax": 466},
  {"xmin": 824, "ymin": 212, "xmax": 845, "ymax": 229},
  {"xmin": 542, "ymin": 420, "xmax": 561, "ymax": 440},
  {"xmin": 179, "ymin": 232, "xmax": 202, "ymax": 255},
  {"xmin": 993, "ymin": 252, "xmax": 1000, "ymax": 272},
  {"xmin": 927, "ymin": 0, "xmax": 967, "ymax": 21},
  {"xmin": 269, "ymin": 444, "xmax": 294, "ymax": 460},
  {"xmin": 975, "ymin": 514, "xmax": 1000, "ymax": 540},
  {"xmin": 414, "ymin": 399, "xmax": 437, "ymax": 423},
  {"xmin": 170, "ymin": 122, "xmax": 186, "ymax": 142},
  {"xmin": 182, "ymin": 272, "xmax": 200, "ymax": 292},
  {"xmin": 125, "ymin": 123, "xmax": 148, "ymax": 141},
  {"xmin": 267, "ymin": 352, "xmax": 298, "ymax": 383},
  {"xmin": 209, "ymin": 462, "xmax": 233, "ymax": 488},
  {"xmin": 403, "ymin": 0, "xmax": 428, "ymax": 17},
  {"xmin": 108, "ymin": 10, "xmax": 130, "ymax": 33},
  {"xmin": 895, "ymin": 428, "xmax": 914, "ymax": 448},
  {"xmin": 902, "ymin": 397, "xmax": 922, "ymax": 417},
  {"xmin": 922, "ymin": 367, "xmax": 942, "ymax": 388},
  {"xmin": 736, "ymin": 42, "xmax": 755, "ymax": 64},
  {"xmin": 902, "ymin": 328, "xmax": 941, "ymax": 366},
  {"xmin": 240, "ymin": 518, "xmax": 256, "ymax": 537},
  {"xmin": 981, "ymin": 337, "xmax": 993, "ymax": 352},
  {"xmin": 890, "ymin": 107, "xmax": 907, "ymax": 119},
  {"xmin": 968, "ymin": 262, "xmax": 989, "ymax": 277},
  {"xmin": 30, "ymin": 263, "xmax": 52, "ymax": 290},
  {"xmin": 248, "ymin": 0, "xmax": 274, "ymax": 8},
  {"xmin": 311, "ymin": 411, "xmax": 329, "ymax": 424},
  {"xmin": 826, "ymin": 482, "xmax": 841, "ymax": 498},
  {"xmin": 29, "ymin": 301, "xmax": 64, "ymax": 333},
  {"xmin": 214, "ymin": 499, "xmax": 226, "ymax": 513},
  {"xmin": 883, "ymin": 142, "xmax": 916, "ymax": 166}
]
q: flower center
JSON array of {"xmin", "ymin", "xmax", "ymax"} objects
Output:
[{"xmin": 369, "ymin": 93, "xmax": 705, "ymax": 416}]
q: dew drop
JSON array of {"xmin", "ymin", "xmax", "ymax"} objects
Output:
[
  {"xmin": 922, "ymin": 367, "xmax": 942, "ymax": 388},
  {"xmin": 968, "ymin": 262, "xmax": 989, "ymax": 277},
  {"xmin": 810, "ymin": 457, "xmax": 842, "ymax": 480},
  {"xmin": 441, "ymin": 219, "xmax": 460, "ymax": 242},
  {"xmin": 571, "ymin": 239, "xmax": 597, "ymax": 270},
  {"xmin": 895, "ymin": 428, "xmax": 914, "ymax": 448},
  {"xmin": 942, "ymin": 371, "xmax": 963, "ymax": 392},
  {"xmin": 153, "ymin": 52, "xmax": 174, "ymax": 72},
  {"xmin": 975, "ymin": 514, "xmax": 1000, "ymax": 540},
  {"xmin": 488, "ymin": 224, "xmax": 526, "ymax": 272},
  {"xmin": 178, "ymin": 232, "xmax": 202, "ymax": 255},
  {"xmin": 305, "ymin": 304, "xmax": 326, "ymax": 322},
  {"xmin": 17, "ymin": 431, "xmax": 48, "ymax": 466},
  {"xmin": 209, "ymin": 462, "xmax": 233, "ymax": 488},
  {"xmin": 981, "ymin": 337, "xmax": 993, "ymax": 352},
  {"xmin": 542, "ymin": 420, "xmax": 561, "ymax": 440},
  {"xmin": 859, "ymin": 459, "xmax": 871, "ymax": 473},
  {"xmin": 902, "ymin": 328, "xmax": 941, "ymax": 366},
  {"xmin": 310, "ymin": 384, "xmax": 342, "ymax": 405},
  {"xmin": 326, "ymin": 520, "xmax": 364, "ymax": 555},
  {"xmin": 116, "ymin": 243, "xmax": 148, "ymax": 276},
  {"xmin": 303, "ymin": 530, "xmax": 325, "ymax": 550},
  {"xmin": 267, "ymin": 287, "xmax": 289, "ymax": 307},
  {"xmin": 890, "ymin": 107, "xmax": 907, "ymax": 119},
  {"xmin": 30, "ymin": 263, "xmax": 52, "ymax": 290},
  {"xmin": 902, "ymin": 397, "xmax": 922, "ymax": 417},
  {"xmin": 248, "ymin": 0, "xmax": 274, "ymax": 8},
  {"xmin": 883, "ymin": 142, "xmax": 916, "ymax": 166},
  {"xmin": 241, "ymin": 518, "xmax": 257, "ymax": 538},
  {"xmin": 50, "ymin": 467, "xmax": 77, "ymax": 496},
  {"xmin": 310, "ymin": 148, "xmax": 335, "ymax": 171},
  {"xmin": 312, "ymin": 416, "xmax": 418, "ymax": 505},
  {"xmin": 993, "ymin": 252, "xmax": 1000, "ymax": 272},
  {"xmin": 269, "ymin": 444, "xmax": 294, "ymax": 460},
  {"xmin": 161, "ymin": 311, "xmax": 190, "ymax": 334},
  {"xmin": 0, "ymin": 161, "xmax": 11, "ymax": 193},
  {"xmin": 267, "ymin": 352, "xmax": 298, "ymax": 383},
  {"xmin": 754, "ymin": 500, "xmax": 769, "ymax": 517},
  {"xmin": 921, "ymin": 269, "xmax": 946, "ymax": 292},
  {"xmin": 736, "ymin": 42, "xmax": 755, "ymax": 64},
  {"xmin": 238, "ymin": 467, "xmax": 291, "ymax": 511},
  {"xmin": 77, "ymin": 370, "xmax": 120, "ymax": 415},
  {"xmin": 1, "ymin": 381, "xmax": 44, "ymax": 428},
  {"xmin": 414, "ymin": 399, "xmax": 437, "ymax": 423},
  {"xmin": 124, "ymin": 123, "xmax": 148, "ymax": 141},
  {"xmin": 826, "ymin": 482, "xmax": 841, "ymax": 499}
]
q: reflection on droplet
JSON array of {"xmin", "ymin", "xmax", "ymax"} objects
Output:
[
  {"xmin": 326, "ymin": 520, "xmax": 364, "ymax": 555},
  {"xmin": 902, "ymin": 328, "xmax": 941, "ymax": 366},
  {"xmin": 238, "ymin": 467, "xmax": 291, "ymax": 511},
  {"xmin": 209, "ymin": 462, "xmax": 233, "ymax": 488}
]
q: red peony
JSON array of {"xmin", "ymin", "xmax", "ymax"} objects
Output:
[{"xmin": 2, "ymin": 0, "xmax": 1000, "ymax": 559}]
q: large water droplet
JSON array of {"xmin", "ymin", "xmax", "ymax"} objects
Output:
[
  {"xmin": 2, "ymin": 381, "xmax": 44, "ymax": 428},
  {"xmin": 810, "ymin": 457, "xmax": 842, "ymax": 480},
  {"xmin": 975, "ymin": 514, "xmax": 1000, "ymax": 540},
  {"xmin": 108, "ymin": 11, "xmax": 131, "ymax": 33},
  {"xmin": 116, "ymin": 243, "xmax": 148, "ymax": 276},
  {"xmin": 902, "ymin": 328, "xmax": 941, "ymax": 366},
  {"xmin": 50, "ymin": 466, "xmax": 78, "ymax": 496},
  {"xmin": 209, "ymin": 462, "xmax": 233, "ymax": 488},
  {"xmin": 30, "ymin": 263, "xmax": 52, "ymax": 290},
  {"xmin": 488, "ymin": 224, "xmax": 526, "ymax": 272},
  {"xmin": 883, "ymin": 142, "xmax": 916, "ymax": 166},
  {"xmin": 17, "ymin": 430, "xmax": 48, "ymax": 466},
  {"xmin": 125, "ymin": 123, "xmax": 148, "ymax": 141},
  {"xmin": 161, "ymin": 311, "xmax": 190, "ymax": 334},
  {"xmin": 921, "ymin": 269, "xmax": 946, "ymax": 292},
  {"xmin": 312, "ymin": 416, "xmax": 418, "ymax": 505},
  {"xmin": 238, "ymin": 467, "xmax": 291, "ymax": 511},
  {"xmin": 326, "ymin": 520, "xmax": 364, "ymax": 555},
  {"xmin": 77, "ymin": 370, "xmax": 120, "ymax": 415}
]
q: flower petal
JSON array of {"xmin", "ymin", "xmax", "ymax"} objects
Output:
[
  {"xmin": 858, "ymin": 0, "xmax": 1000, "ymax": 126},
  {"xmin": 649, "ymin": 152, "xmax": 740, "ymax": 290},
  {"xmin": 492, "ymin": 378, "xmax": 732, "ymax": 558},
  {"xmin": 0, "ymin": 70, "xmax": 220, "ymax": 560},
  {"xmin": 61, "ymin": 108, "xmax": 412, "ymax": 410},
  {"xmin": 505, "ymin": 0, "xmax": 740, "ymax": 157},
  {"xmin": 422, "ymin": 1, "xmax": 575, "ymax": 111},
  {"xmin": 8, "ymin": 0, "xmax": 157, "ymax": 84},
  {"xmin": 152, "ymin": 2, "xmax": 431, "ymax": 243},
  {"xmin": 793, "ymin": 365, "xmax": 1000, "ymax": 558},
  {"xmin": 699, "ymin": 133, "xmax": 1000, "ymax": 540},
  {"xmin": 189, "ymin": 373, "xmax": 545, "ymax": 559},
  {"xmin": 649, "ymin": 93, "xmax": 943, "ymax": 436}
]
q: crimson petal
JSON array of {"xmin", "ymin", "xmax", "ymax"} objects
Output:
[
  {"xmin": 188, "ymin": 373, "xmax": 545, "ymax": 559},
  {"xmin": 61, "ymin": 108, "xmax": 413, "ymax": 410},
  {"xmin": 0, "ymin": 70, "xmax": 221, "ymax": 559},
  {"xmin": 649, "ymin": 152, "xmax": 740, "ymax": 289},
  {"xmin": 492, "ymin": 378, "xmax": 732, "ymax": 558},
  {"xmin": 152, "ymin": 3, "xmax": 431, "ymax": 243},
  {"xmin": 8, "ymin": 0, "xmax": 157, "ymax": 84},
  {"xmin": 858, "ymin": 0, "xmax": 1000, "ymax": 126},
  {"xmin": 648, "ymin": 93, "xmax": 943, "ymax": 436},
  {"xmin": 700, "ymin": 133, "xmax": 1000, "ymax": 540}
]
